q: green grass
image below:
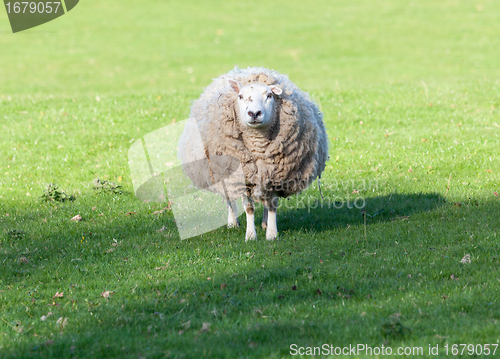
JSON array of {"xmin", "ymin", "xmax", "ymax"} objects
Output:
[{"xmin": 1, "ymin": 0, "xmax": 500, "ymax": 358}]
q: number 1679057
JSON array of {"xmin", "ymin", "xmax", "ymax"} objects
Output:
[{"xmin": 5, "ymin": 2, "xmax": 62, "ymax": 14}]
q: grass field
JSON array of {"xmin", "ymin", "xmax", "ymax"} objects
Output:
[{"xmin": 1, "ymin": 0, "xmax": 500, "ymax": 358}]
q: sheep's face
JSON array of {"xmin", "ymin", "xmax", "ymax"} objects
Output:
[{"xmin": 228, "ymin": 80, "xmax": 283, "ymax": 129}]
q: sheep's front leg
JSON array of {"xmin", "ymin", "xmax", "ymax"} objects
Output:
[
  {"xmin": 266, "ymin": 195, "xmax": 278, "ymax": 240},
  {"xmin": 261, "ymin": 207, "xmax": 268, "ymax": 229},
  {"xmin": 243, "ymin": 196, "xmax": 257, "ymax": 240},
  {"xmin": 227, "ymin": 200, "xmax": 239, "ymax": 228}
]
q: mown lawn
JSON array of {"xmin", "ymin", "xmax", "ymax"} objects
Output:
[{"xmin": 1, "ymin": 1, "xmax": 499, "ymax": 358}]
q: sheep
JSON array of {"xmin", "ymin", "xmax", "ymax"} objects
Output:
[{"xmin": 178, "ymin": 67, "xmax": 328, "ymax": 240}]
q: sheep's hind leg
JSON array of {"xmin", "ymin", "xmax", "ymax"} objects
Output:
[
  {"xmin": 261, "ymin": 207, "xmax": 268, "ymax": 229},
  {"xmin": 243, "ymin": 196, "xmax": 257, "ymax": 240},
  {"xmin": 266, "ymin": 196, "xmax": 278, "ymax": 240},
  {"xmin": 227, "ymin": 200, "xmax": 239, "ymax": 228}
]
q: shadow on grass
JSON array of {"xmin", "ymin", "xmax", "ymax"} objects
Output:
[
  {"xmin": 0, "ymin": 256, "xmax": 404, "ymax": 358},
  {"xmin": 275, "ymin": 192, "xmax": 445, "ymax": 233},
  {"xmin": 1, "ymin": 192, "xmax": 444, "ymax": 261},
  {"xmin": 3, "ymin": 244, "xmax": 499, "ymax": 359},
  {"xmin": 1, "ymin": 192, "xmax": 499, "ymax": 358}
]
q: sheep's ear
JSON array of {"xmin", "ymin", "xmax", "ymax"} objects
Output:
[
  {"xmin": 270, "ymin": 85, "xmax": 283, "ymax": 96},
  {"xmin": 228, "ymin": 79, "xmax": 241, "ymax": 94}
]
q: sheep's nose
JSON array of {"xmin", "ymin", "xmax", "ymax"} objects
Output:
[{"xmin": 248, "ymin": 110, "xmax": 262, "ymax": 119}]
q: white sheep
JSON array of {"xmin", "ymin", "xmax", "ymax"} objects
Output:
[{"xmin": 178, "ymin": 67, "xmax": 328, "ymax": 240}]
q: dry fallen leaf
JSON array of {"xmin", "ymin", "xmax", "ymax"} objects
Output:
[
  {"xmin": 40, "ymin": 312, "xmax": 53, "ymax": 321},
  {"xmin": 460, "ymin": 254, "xmax": 471, "ymax": 264},
  {"xmin": 56, "ymin": 317, "xmax": 68, "ymax": 328},
  {"xmin": 52, "ymin": 292, "xmax": 64, "ymax": 299},
  {"xmin": 200, "ymin": 322, "xmax": 211, "ymax": 333},
  {"xmin": 70, "ymin": 214, "xmax": 82, "ymax": 222},
  {"xmin": 101, "ymin": 291, "xmax": 113, "ymax": 298},
  {"xmin": 19, "ymin": 257, "xmax": 29, "ymax": 264}
]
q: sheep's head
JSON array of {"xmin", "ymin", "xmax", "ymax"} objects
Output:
[{"xmin": 228, "ymin": 79, "xmax": 283, "ymax": 130}]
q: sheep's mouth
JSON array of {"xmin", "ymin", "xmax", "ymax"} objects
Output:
[{"xmin": 247, "ymin": 120, "xmax": 264, "ymax": 126}]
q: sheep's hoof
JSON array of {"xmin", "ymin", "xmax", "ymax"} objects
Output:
[
  {"xmin": 261, "ymin": 222, "xmax": 267, "ymax": 230},
  {"xmin": 227, "ymin": 218, "xmax": 240, "ymax": 229},
  {"xmin": 266, "ymin": 230, "xmax": 278, "ymax": 240},
  {"xmin": 245, "ymin": 231, "xmax": 257, "ymax": 241}
]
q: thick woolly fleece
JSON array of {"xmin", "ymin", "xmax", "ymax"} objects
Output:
[{"xmin": 179, "ymin": 67, "xmax": 328, "ymax": 206}]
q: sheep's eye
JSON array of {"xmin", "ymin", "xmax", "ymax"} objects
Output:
[
  {"xmin": 239, "ymin": 95, "xmax": 243, "ymax": 100},
  {"xmin": 267, "ymin": 93, "xmax": 273, "ymax": 99}
]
